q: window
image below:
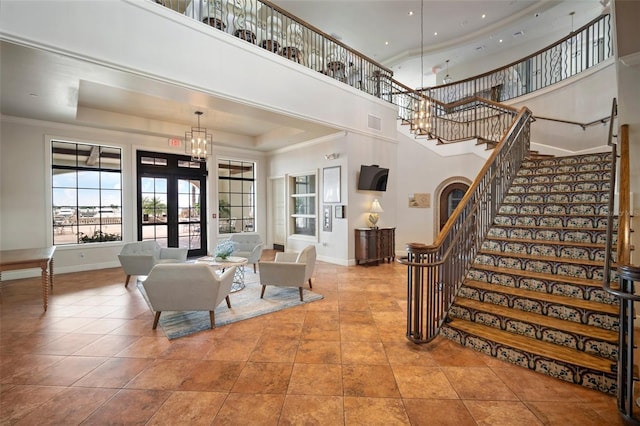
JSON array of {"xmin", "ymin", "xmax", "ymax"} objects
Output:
[
  {"xmin": 218, "ymin": 159, "xmax": 255, "ymax": 234},
  {"xmin": 51, "ymin": 140, "xmax": 122, "ymax": 245},
  {"xmin": 290, "ymin": 173, "xmax": 317, "ymax": 237}
]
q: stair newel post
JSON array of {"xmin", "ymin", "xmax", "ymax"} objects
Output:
[{"xmin": 617, "ymin": 265, "xmax": 640, "ymax": 422}]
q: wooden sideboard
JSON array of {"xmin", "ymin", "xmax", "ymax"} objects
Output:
[{"xmin": 355, "ymin": 227, "xmax": 395, "ymax": 265}]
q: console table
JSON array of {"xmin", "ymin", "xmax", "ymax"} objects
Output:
[
  {"xmin": 355, "ymin": 227, "xmax": 395, "ymax": 265},
  {"xmin": 0, "ymin": 247, "xmax": 56, "ymax": 311}
]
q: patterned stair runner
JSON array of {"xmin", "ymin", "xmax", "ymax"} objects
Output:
[{"xmin": 441, "ymin": 151, "xmax": 620, "ymax": 394}]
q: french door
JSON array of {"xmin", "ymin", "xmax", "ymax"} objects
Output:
[{"xmin": 137, "ymin": 151, "xmax": 207, "ymax": 257}]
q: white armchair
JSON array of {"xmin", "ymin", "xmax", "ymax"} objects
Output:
[
  {"xmin": 258, "ymin": 245, "xmax": 316, "ymax": 301},
  {"xmin": 228, "ymin": 233, "xmax": 264, "ymax": 273},
  {"xmin": 118, "ymin": 240, "xmax": 188, "ymax": 287},
  {"xmin": 142, "ymin": 263, "xmax": 236, "ymax": 330}
]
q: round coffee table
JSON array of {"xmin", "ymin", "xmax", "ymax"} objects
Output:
[{"xmin": 195, "ymin": 256, "xmax": 248, "ymax": 292}]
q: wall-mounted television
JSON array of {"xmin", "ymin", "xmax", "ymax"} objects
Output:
[{"xmin": 357, "ymin": 165, "xmax": 389, "ymax": 191}]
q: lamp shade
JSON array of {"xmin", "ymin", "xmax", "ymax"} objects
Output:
[{"xmin": 370, "ymin": 199, "xmax": 384, "ymax": 213}]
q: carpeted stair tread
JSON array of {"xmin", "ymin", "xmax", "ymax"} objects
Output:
[
  {"xmin": 484, "ymin": 235, "xmax": 609, "ymax": 250},
  {"xmin": 454, "ymin": 297, "xmax": 618, "ymax": 342},
  {"xmin": 478, "ymin": 248, "xmax": 606, "ymax": 267},
  {"xmin": 463, "ymin": 279, "xmax": 619, "ymax": 315},
  {"xmin": 490, "ymin": 223, "xmax": 607, "ymax": 232},
  {"xmin": 445, "ymin": 319, "xmax": 614, "ymax": 373},
  {"xmin": 470, "ymin": 264, "xmax": 609, "ymax": 288}
]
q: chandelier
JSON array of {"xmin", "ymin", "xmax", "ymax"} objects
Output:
[
  {"xmin": 185, "ymin": 111, "xmax": 212, "ymax": 162},
  {"xmin": 410, "ymin": 0, "xmax": 430, "ymax": 136}
]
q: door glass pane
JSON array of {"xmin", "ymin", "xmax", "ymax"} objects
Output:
[
  {"xmin": 448, "ymin": 189, "xmax": 466, "ymax": 216},
  {"xmin": 178, "ymin": 178, "xmax": 201, "ymax": 250}
]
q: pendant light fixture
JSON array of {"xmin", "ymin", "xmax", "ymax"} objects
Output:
[
  {"xmin": 410, "ymin": 0, "xmax": 430, "ymax": 136},
  {"xmin": 443, "ymin": 59, "xmax": 453, "ymax": 84},
  {"xmin": 185, "ymin": 111, "xmax": 212, "ymax": 162}
]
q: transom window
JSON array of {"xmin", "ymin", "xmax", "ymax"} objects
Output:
[
  {"xmin": 290, "ymin": 173, "xmax": 317, "ymax": 237},
  {"xmin": 51, "ymin": 140, "xmax": 122, "ymax": 245},
  {"xmin": 218, "ymin": 159, "xmax": 256, "ymax": 234}
]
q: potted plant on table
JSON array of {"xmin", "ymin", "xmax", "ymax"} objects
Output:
[{"xmin": 214, "ymin": 240, "xmax": 236, "ymax": 261}]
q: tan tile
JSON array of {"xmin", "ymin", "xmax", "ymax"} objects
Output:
[
  {"xmin": 392, "ymin": 366, "xmax": 459, "ymax": 399},
  {"xmin": 12, "ymin": 387, "xmax": 116, "ymax": 425},
  {"xmin": 158, "ymin": 339, "xmax": 213, "ymax": 359},
  {"xmin": 492, "ymin": 365, "xmax": 612, "ymax": 402},
  {"xmin": 0, "ymin": 385, "xmax": 66, "ymax": 424},
  {"xmin": 114, "ymin": 336, "xmax": 173, "ymax": 358},
  {"xmin": 288, "ymin": 363, "xmax": 342, "ymax": 396},
  {"xmin": 295, "ymin": 340, "xmax": 341, "ymax": 364},
  {"xmin": 126, "ymin": 359, "xmax": 195, "ymax": 390},
  {"xmin": 442, "ymin": 366, "xmax": 518, "ymax": 400},
  {"xmin": 146, "ymin": 390, "xmax": 227, "ymax": 426},
  {"xmin": 383, "ymin": 341, "xmax": 438, "ymax": 366},
  {"xmin": 464, "ymin": 400, "xmax": 544, "ymax": 425},
  {"xmin": 81, "ymin": 389, "xmax": 170, "ymax": 424},
  {"xmin": 215, "ymin": 393, "xmax": 284, "ymax": 425},
  {"xmin": 526, "ymin": 401, "xmax": 620, "ymax": 425},
  {"xmin": 280, "ymin": 395, "xmax": 344, "ymax": 425},
  {"xmin": 340, "ymin": 323, "xmax": 381, "ymax": 342},
  {"xmin": 341, "ymin": 341, "xmax": 388, "ymax": 364},
  {"xmin": 343, "ymin": 396, "xmax": 410, "ymax": 425},
  {"xmin": 249, "ymin": 336, "xmax": 299, "ymax": 363},
  {"xmin": 203, "ymin": 338, "xmax": 257, "ymax": 361},
  {"xmin": 73, "ymin": 357, "xmax": 152, "ymax": 388},
  {"xmin": 343, "ymin": 364, "xmax": 400, "ymax": 398},
  {"xmin": 232, "ymin": 362, "xmax": 292, "ymax": 394},
  {"xmin": 178, "ymin": 360, "xmax": 244, "ymax": 391},
  {"xmin": 426, "ymin": 337, "xmax": 490, "ymax": 367},
  {"xmin": 403, "ymin": 399, "xmax": 477, "ymax": 426},
  {"xmin": 72, "ymin": 334, "xmax": 141, "ymax": 356},
  {"xmin": 28, "ymin": 356, "xmax": 107, "ymax": 386},
  {"xmin": 1, "ymin": 354, "xmax": 66, "ymax": 384},
  {"xmin": 32, "ymin": 333, "xmax": 102, "ymax": 355}
]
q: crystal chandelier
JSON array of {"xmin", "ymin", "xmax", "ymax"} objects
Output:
[
  {"xmin": 410, "ymin": 0, "xmax": 430, "ymax": 136},
  {"xmin": 185, "ymin": 111, "xmax": 212, "ymax": 162}
]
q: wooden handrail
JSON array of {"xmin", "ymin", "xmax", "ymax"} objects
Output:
[{"xmin": 412, "ymin": 107, "xmax": 531, "ymax": 252}]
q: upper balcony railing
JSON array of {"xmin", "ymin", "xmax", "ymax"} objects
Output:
[
  {"xmin": 155, "ymin": 1, "xmax": 611, "ymax": 143},
  {"xmin": 154, "ymin": 0, "xmax": 394, "ymax": 97}
]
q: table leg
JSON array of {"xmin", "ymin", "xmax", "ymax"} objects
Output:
[
  {"xmin": 49, "ymin": 258, "xmax": 54, "ymax": 290},
  {"xmin": 41, "ymin": 263, "xmax": 49, "ymax": 311}
]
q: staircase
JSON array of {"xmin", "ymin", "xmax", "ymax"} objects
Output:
[{"xmin": 440, "ymin": 151, "xmax": 619, "ymax": 394}]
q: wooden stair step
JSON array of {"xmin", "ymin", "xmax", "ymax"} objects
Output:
[
  {"xmin": 463, "ymin": 279, "xmax": 619, "ymax": 315},
  {"xmin": 454, "ymin": 297, "xmax": 618, "ymax": 342},
  {"xmin": 496, "ymin": 212, "xmax": 610, "ymax": 218},
  {"xmin": 446, "ymin": 319, "xmax": 614, "ymax": 374},
  {"xmin": 470, "ymin": 264, "xmax": 610, "ymax": 288},
  {"xmin": 509, "ymin": 189, "xmax": 608, "ymax": 195},
  {"xmin": 484, "ymin": 236, "xmax": 609, "ymax": 250},
  {"xmin": 478, "ymin": 248, "xmax": 605, "ymax": 267},
  {"xmin": 502, "ymin": 200, "xmax": 608, "ymax": 205}
]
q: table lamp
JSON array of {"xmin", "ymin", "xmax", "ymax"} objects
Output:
[{"xmin": 368, "ymin": 199, "xmax": 384, "ymax": 228}]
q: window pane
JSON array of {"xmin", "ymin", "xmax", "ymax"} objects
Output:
[{"xmin": 52, "ymin": 140, "xmax": 121, "ymax": 246}]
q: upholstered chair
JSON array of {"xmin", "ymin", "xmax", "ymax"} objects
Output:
[
  {"xmin": 117, "ymin": 240, "xmax": 188, "ymax": 287},
  {"xmin": 258, "ymin": 245, "xmax": 316, "ymax": 301},
  {"xmin": 228, "ymin": 233, "xmax": 264, "ymax": 272},
  {"xmin": 141, "ymin": 263, "xmax": 236, "ymax": 330}
]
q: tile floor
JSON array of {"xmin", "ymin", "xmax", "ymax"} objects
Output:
[{"xmin": 0, "ymin": 252, "xmax": 623, "ymax": 425}]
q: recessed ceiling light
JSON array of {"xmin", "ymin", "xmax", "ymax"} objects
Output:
[
  {"xmin": 385, "ymin": 41, "xmax": 389, "ymax": 45},
  {"xmin": 434, "ymin": 32, "xmax": 438, "ymax": 36},
  {"xmin": 408, "ymin": 11, "xmax": 414, "ymax": 16},
  {"xmin": 482, "ymin": 14, "xmax": 486, "ymax": 19},
  {"xmin": 499, "ymin": 39, "xmax": 503, "ymax": 43}
]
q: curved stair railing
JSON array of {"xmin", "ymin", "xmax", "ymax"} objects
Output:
[
  {"xmin": 601, "ymin": 98, "xmax": 637, "ymax": 422},
  {"xmin": 400, "ymin": 106, "xmax": 532, "ymax": 343}
]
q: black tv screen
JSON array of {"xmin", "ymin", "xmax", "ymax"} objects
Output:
[{"xmin": 357, "ymin": 165, "xmax": 389, "ymax": 191}]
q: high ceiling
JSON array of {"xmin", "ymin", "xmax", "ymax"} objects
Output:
[{"xmin": 0, "ymin": 0, "xmax": 606, "ymax": 151}]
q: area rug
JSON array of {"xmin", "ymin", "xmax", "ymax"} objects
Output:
[{"xmin": 137, "ymin": 270, "xmax": 323, "ymax": 339}]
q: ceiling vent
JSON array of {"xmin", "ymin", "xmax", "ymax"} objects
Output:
[{"xmin": 368, "ymin": 114, "xmax": 382, "ymax": 131}]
